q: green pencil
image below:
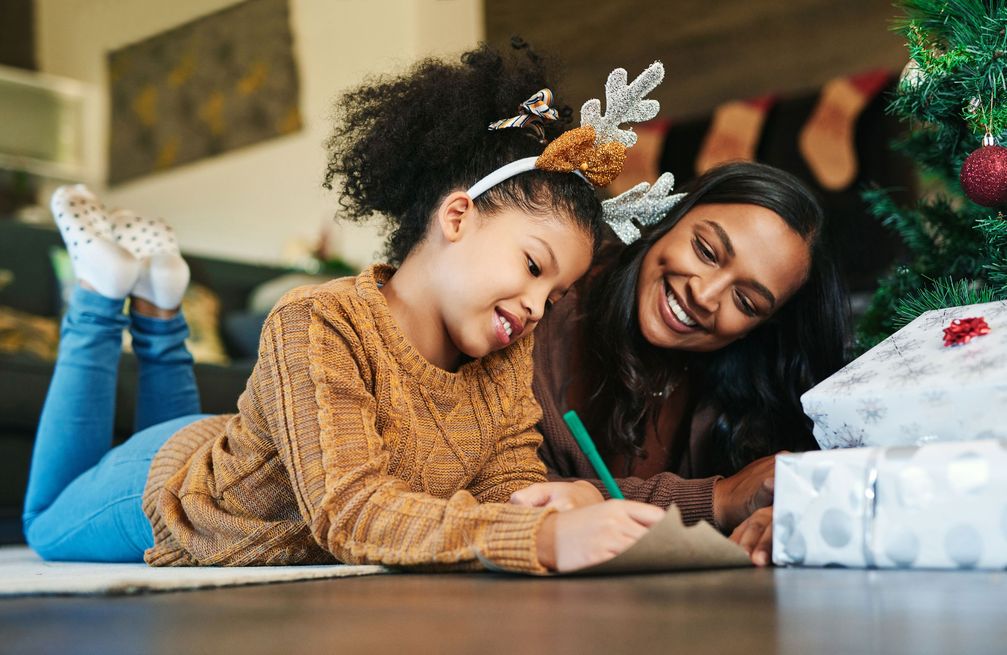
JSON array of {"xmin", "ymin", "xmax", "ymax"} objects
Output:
[{"xmin": 562, "ymin": 410, "xmax": 624, "ymax": 500}]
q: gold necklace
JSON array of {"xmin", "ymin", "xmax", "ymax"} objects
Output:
[{"xmin": 649, "ymin": 365, "xmax": 688, "ymax": 398}]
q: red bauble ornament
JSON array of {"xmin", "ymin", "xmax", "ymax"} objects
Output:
[{"xmin": 960, "ymin": 133, "xmax": 1007, "ymax": 207}]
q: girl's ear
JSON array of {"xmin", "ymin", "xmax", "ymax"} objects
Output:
[{"xmin": 436, "ymin": 191, "xmax": 476, "ymax": 243}]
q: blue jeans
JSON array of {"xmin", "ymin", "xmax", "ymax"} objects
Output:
[{"xmin": 22, "ymin": 287, "xmax": 209, "ymax": 562}]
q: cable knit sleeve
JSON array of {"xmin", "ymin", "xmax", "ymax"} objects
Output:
[{"xmin": 262, "ymin": 297, "xmax": 552, "ymax": 573}]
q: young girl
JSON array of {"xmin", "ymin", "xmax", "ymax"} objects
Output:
[{"xmin": 21, "ymin": 44, "xmax": 667, "ymax": 573}]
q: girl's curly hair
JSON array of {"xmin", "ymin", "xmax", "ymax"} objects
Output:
[{"xmin": 323, "ymin": 40, "xmax": 602, "ymax": 264}]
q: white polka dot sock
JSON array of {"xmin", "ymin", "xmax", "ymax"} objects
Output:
[
  {"xmin": 108, "ymin": 208, "xmax": 190, "ymax": 310},
  {"xmin": 50, "ymin": 185, "xmax": 141, "ymax": 300}
]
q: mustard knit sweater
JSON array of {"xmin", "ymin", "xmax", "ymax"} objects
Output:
[{"xmin": 142, "ymin": 264, "xmax": 553, "ymax": 572}]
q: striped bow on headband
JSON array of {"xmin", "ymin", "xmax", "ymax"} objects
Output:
[
  {"xmin": 489, "ymin": 89, "xmax": 560, "ymax": 142},
  {"xmin": 469, "ymin": 62, "xmax": 684, "ymax": 243}
]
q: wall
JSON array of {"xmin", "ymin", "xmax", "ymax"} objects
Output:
[
  {"xmin": 34, "ymin": 0, "xmax": 484, "ymax": 266},
  {"xmin": 487, "ymin": 0, "xmax": 906, "ymax": 122}
]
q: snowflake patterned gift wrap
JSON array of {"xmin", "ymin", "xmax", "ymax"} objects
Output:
[
  {"xmin": 772, "ymin": 439, "xmax": 1007, "ymax": 569},
  {"xmin": 801, "ymin": 300, "xmax": 1007, "ymax": 449}
]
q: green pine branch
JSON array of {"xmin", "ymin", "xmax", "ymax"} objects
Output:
[
  {"xmin": 979, "ymin": 213, "xmax": 1007, "ymax": 291},
  {"xmin": 856, "ymin": 1, "xmax": 1007, "ymax": 349},
  {"xmin": 865, "ymin": 186, "xmax": 988, "ymax": 277},
  {"xmin": 893, "ymin": 277, "xmax": 1000, "ymax": 327},
  {"xmin": 857, "ymin": 266, "xmax": 924, "ymax": 349}
]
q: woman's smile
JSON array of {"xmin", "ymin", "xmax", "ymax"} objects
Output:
[{"xmin": 659, "ymin": 278, "xmax": 701, "ymax": 333}]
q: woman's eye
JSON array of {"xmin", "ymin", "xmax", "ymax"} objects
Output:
[
  {"xmin": 527, "ymin": 256, "xmax": 541, "ymax": 277},
  {"xmin": 545, "ymin": 299, "xmax": 554, "ymax": 312},
  {"xmin": 694, "ymin": 237, "xmax": 716, "ymax": 263},
  {"xmin": 736, "ymin": 291, "xmax": 758, "ymax": 317}
]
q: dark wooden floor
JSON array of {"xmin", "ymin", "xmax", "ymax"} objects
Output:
[{"xmin": 2, "ymin": 567, "xmax": 1005, "ymax": 655}]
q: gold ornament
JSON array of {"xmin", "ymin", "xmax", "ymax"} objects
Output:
[{"xmin": 899, "ymin": 59, "xmax": 925, "ymax": 91}]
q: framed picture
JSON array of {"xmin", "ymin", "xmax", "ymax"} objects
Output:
[{"xmin": 107, "ymin": 0, "xmax": 302, "ymax": 184}]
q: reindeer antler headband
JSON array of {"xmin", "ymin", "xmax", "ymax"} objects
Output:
[
  {"xmin": 467, "ymin": 62, "xmax": 665, "ymax": 199},
  {"xmin": 602, "ymin": 172, "xmax": 687, "ymax": 244}
]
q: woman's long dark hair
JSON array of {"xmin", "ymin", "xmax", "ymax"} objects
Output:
[{"xmin": 582, "ymin": 162, "xmax": 850, "ymax": 475}]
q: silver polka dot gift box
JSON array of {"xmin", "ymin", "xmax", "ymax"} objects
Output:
[
  {"xmin": 773, "ymin": 439, "xmax": 1007, "ymax": 569},
  {"xmin": 801, "ymin": 300, "xmax": 1007, "ymax": 449}
]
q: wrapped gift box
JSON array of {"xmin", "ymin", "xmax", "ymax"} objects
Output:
[
  {"xmin": 802, "ymin": 300, "xmax": 1007, "ymax": 449},
  {"xmin": 773, "ymin": 439, "xmax": 1007, "ymax": 569}
]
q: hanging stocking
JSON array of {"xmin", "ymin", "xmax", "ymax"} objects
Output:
[
  {"xmin": 694, "ymin": 95, "xmax": 775, "ymax": 175},
  {"xmin": 798, "ymin": 69, "xmax": 891, "ymax": 191}
]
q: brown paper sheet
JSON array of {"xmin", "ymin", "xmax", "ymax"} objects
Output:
[{"xmin": 564, "ymin": 505, "xmax": 753, "ymax": 576}]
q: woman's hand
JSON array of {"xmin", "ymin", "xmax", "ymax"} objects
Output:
[
  {"xmin": 536, "ymin": 500, "xmax": 665, "ymax": 572},
  {"xmin": 510, "ymin": 480, "xmax": 604, "ymax": 511},
  {"xmin": 729, "ymin": 506, "xmax": 773, "ymax": 566},
  {"xmin": 712, "ymin": 452, "xmax": 783, "ymax": 532}
]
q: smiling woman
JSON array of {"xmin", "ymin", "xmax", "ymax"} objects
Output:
[
  {"xmin": 636, "ymin": 202, "xmax": 812, "ymax": 352},
  {"xmin": 527, "ymin": 162, "xmax": 850, "ymax": 561}
]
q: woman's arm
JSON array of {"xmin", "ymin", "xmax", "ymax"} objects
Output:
[
  {"xmin": 546, "ymin": 470, "xmax": 721, "ymax": 527},
  {"xmin": 540, "ymin": 458, "xmax": 777, "ymax": 534},
  {"xmin": 533, "ymin": 328, "xmax": 724, "ymax": 527}
]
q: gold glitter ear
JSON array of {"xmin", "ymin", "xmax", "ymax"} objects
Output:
[
  {"xmin": 534, "ymin": 63, "xmax": 663, "ymax": 188},
  {"xmin": 536, "ymin": 126, "xmax": 627, "ymax": 187}
]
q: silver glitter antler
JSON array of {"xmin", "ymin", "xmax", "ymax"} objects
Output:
[
  {"xmin": 581, "ymin": 62, "xmax": 664, "ymax": 148},
  {"xmin": 602, "ymin": 172, "xmax": 686, "ymax": 244}
]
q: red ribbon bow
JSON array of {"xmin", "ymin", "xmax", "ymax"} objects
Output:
[{"xmin": 942, "ymin": 316, "xmax": 991, "ymax": 347}]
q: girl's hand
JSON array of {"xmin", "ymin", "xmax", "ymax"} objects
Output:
[
  {"xmin": 712, "ymin": 452, "xmax": 783, "ymax": 532},
  {"xmin": 510, "ymin": 480, "xmax": 604, "ymax": 511},
  {"xmin": 536, "ymin": 500, "xmax": 665, "ymax": 572},
  {"xmin": 729, "ymin": 505, "xmax": 774, "ymax": 567}
]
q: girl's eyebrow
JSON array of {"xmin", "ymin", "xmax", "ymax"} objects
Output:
[{"xmin": 531, "ymin": 235, "xmax": 558, "ymax": 271}]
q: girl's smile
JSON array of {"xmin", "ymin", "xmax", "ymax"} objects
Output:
[{"xmin": 494, "ymin": 306, "xmax": 525, "ymax": 346}]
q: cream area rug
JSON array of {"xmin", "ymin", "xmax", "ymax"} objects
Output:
[{"xmin": 0, "ymin": 546, "xmax": 390, "ymax": 597}]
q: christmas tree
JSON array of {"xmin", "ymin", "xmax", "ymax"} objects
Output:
[{"xmin": 858, "ymin": 0, "xmax": 1007, "ymax": 348}]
